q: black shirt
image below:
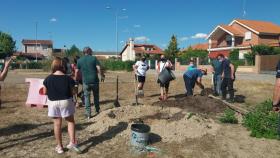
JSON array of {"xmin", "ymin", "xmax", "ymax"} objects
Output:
[
  {"xmin": 222, "ymin": 59, "xmax": 232, "ymax": 78},
  {"xmin": 276, "ymin": 61, "xmax": 280, "ymax": 78},
  {"xmin": 43, "ymin": 75, "xmax": 75, "ymax": 101}
]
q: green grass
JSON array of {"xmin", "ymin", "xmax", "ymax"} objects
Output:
[{"xmin": 219, "ymin": 108, "xmax": 238, "ymax": 124}]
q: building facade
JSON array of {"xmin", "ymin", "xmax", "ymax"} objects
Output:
[{"xmin": 22, "ymin": 39, "xmax": 53, "ymax": 57}]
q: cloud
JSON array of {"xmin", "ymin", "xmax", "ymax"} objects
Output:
[
  {"xmin": 133, "ymin": 24, "xmax": 141, "ymax": 28},
  {"xmin": 134, "ymin": 36, "xmax": 150, "ymax": 42},
  {"xmin": 49, "ymin": 17, "xmax": 57, "ymax": 22},
  {"xmin": 179, "ymin": 37, "xmax": 189, "ymax": 42},
  {"xmin": 191, "ymin": 33, "xmax": 208, "ymax": 39}
]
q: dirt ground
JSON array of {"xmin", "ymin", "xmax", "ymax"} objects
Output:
[{"xmin": 0, "ymin": 70, "xmax": 279, "ymax": 158}]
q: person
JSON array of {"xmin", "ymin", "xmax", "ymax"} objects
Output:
[
  {"xmin": 157, "ymin": 54, "xmax": 173, "ymax": 100},
  {"xmin": 133, "ymin": 56, "xmax": 149, "ymax": 96},
  {"xmin": 71, "ymin": 56, "xmax": 84, "ymax": 107},
  {"xmin": 63, "ymin": 57, "xmax": 72, "ymax": 76},
  {"xmin": 211, "ymin": 56, "xmax": 223, "ymax": 96},
  {"xmin": 272, "ymin": 61, "xmax": 280, "ymax": 112},
  {"xmin": 76, "ymin": 47, "xmax": 104, "ymax": 119},
  {"xmin": 0, "ymin": 57, "xmax": 13, "ymax": 108},
  {"xmin": 183, "ymin": 68, "xmax": 207, "ymax": 96},
  {"xmin": 187, "ymin": 60, "xmax": 196, "ymax": 71},
  {"xmin": 219, "ymin": 54, "xmax": 235, "ymax": 103},
  {"xmin": 42, "ymin": 57, "xmax": 81, "ymax": 154}
]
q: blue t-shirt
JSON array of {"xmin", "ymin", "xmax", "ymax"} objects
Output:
[
  {"xmin": 184, "ymin": 69, "xmax": 203, "ymax": 80},
  {"xmin": 212, "ymin": 59, "xmax": 222, "ymax": 75},
  {"xmin": 276, "ymin": 61, "xmax": 280, "ymax": 78},
  {"xmin": 187, "ymin": 64, "xmax": 196, "ymax": 71}
]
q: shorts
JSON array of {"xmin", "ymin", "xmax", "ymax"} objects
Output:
[
  {"xmin": 47, "ymin": 98, "xmax": 75, "ymax": 118},
  {"xmin": 159, "ymin": 81, "xmax": 170, "ymax": 89},
  {"xmin": 137, "ymin": 75, "xmax": 146, "ymax": 83}
]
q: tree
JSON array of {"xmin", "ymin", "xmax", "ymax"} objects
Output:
[
  {"xmin": 164, "ymin": 35, "xmax": 180, "ymax": 62},
  {"xmin": 0, "ymin": 31, "xmax": 16, "ymax": 59},
  {"xmin": 65, "ymin": 45, "xmax": 82, "ymax": 58}
]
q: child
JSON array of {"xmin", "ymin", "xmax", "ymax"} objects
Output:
[{"xmin": 43, "ymin": 57, "xmax": 81, "ymax": 154}]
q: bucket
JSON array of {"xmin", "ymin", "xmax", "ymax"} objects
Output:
[
  {"xmin": 158, "ymin": 68, "xmax": 175, "ymax": 84},
  {"xmin": 131, "ymin": 124, "xmax": 150, "ymax": 149}
]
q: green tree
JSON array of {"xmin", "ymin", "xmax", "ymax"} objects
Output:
[
  {"xmin": 65, "ymin": 45, "xmax": 82, "ymax": 58},
  {"xmin": 164, "ymin": 35, "xmax": 180, "ymax": 62},
  {"xmin": 0, "ymin": 31, "xmax": 16, "ymax": 59},
  {"xmin": 229, "ymin": 49, "xmax": 239, "ymax": 61}
]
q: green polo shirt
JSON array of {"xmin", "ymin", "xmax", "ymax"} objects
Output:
[{"xmin": 77, "ymin": 55, "xmax": 100, "ymax": 84}]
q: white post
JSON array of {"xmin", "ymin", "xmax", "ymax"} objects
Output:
[
  {"xmin": 155, "ymin": 60, "xmax": 158, "ymax": 70},
  {"xmin": 231, "ymin": 36, "xmax": 235, "ymax": 47},
  {"xmin": 148, "ymin": 60, "xmax": 151, "ymax": 67}
]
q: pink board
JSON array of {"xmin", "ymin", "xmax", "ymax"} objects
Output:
[{"xmin": 25, "ymin": 78, "xmax": 47, "ymax": 108}]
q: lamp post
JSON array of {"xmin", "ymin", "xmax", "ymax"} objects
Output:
[
  {"xmin": 106, "ymin": 6, "xmax": 126, "ymax": 57},
  {"xmin": 35, "ymin": 21, "xmax": 38, "ymax": 62}
]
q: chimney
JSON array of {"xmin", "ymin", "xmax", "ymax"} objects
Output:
[{"xmin": 129, "ymin": 38, "xmax": 134, "ymax": 60}]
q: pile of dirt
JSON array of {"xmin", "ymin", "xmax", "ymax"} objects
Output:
[
  {"xmin": 85, "ymin": 96, "xmax": 226, "ymax": 145},
  {"xmin": 152, "ymin": 95, "xmax": 227, "ymax": 117}
]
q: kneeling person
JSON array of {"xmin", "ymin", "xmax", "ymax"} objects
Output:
[
  {"xmin": 183, "ymin": 68, "xmax": 207, "ymax": 96},
  {"xmin": 133, "ymin": 56, "xmax": 149, "ymax": 96}
]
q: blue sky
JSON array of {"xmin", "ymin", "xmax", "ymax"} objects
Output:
[{"xmin": 1, "ymin": 0, "xmax": 280, "ymax": 52}]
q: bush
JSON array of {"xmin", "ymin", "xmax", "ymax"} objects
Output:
[
  {"xmin": 229, "ymin": 49, "xmax": 239, "ymax": 61},
  {"xmin": 243, "ymin": 100, "xmax": 280, "ymax": 139},
  {"xmin": 100, "ymin": 60, "xmax": 134, "ymax": 72},
  {"xmin": 219, "ymin": 108, "xmax": 238, "ymax": 124}
]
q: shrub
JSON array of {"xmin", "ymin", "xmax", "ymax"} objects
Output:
[
  {"xmin": 243, "ymin": 100, "xmax": 280, "ymax": 139},
  {"xmin": 219, "ymin": 108, "xmax": 238, "ymax": 124},
  {"xmin": 100, "ymin": 60, "xmax": 134, "ymax": 72},
  {"xmin": 229, "ymin": 49, "xmax": 239, "ymax": 61}
]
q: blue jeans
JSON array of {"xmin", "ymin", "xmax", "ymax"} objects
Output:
[
  {"xmin": 183, "ymin": 74, "xmax": 195, "ymax": 96},
  {"xmin": 83, "ymin": 83, "xmax": 99, "ymax": 116},
  {"xmin": 213, "ymin": 74, "xmax": 222, "ymax": 95}
]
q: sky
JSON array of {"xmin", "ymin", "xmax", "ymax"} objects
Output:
[{"xmin": 1, "ymin": 0, "xmax": 280, "ymax": 52}]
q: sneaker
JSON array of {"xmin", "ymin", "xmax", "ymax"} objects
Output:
[
  {"xmin": 55, "ymin": 145, "xmax": 64, "ymax": 154},
  {"xmin": 67, "ymin": 142, "xmax": 82, "ymax": 153}
]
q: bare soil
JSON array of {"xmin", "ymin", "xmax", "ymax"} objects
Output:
[{"xmin": 0, "ymin": 70, "xmax": 279, "ymax": 158}]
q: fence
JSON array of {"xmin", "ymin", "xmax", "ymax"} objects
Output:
[{"xmin": 255, "ymin": 54, "xmax": 280, "ymax": 73}]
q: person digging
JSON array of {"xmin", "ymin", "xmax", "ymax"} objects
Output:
[
  {"xmin": 133, "ymin": 56, "xmax": 149, "ymax": 97},
  {"xmin": 183, "ymin": 68, "xmax": 207, "ymax": 96}
]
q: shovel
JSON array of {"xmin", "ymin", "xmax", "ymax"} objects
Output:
[{"xmin": 114, "ymin": 75, "xmax": 121, "ymax": 107}]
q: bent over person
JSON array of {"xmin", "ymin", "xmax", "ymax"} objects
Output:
[
  {"xmin": 76, "ymin": 47, "xmax": 104, "ymax": 119},
  {"xmin": 183, "ymin": 68, "xmax": 207, "ymax": 96},
  {"xmin": 133, "ymin": 56, "xmax": 149, "ymax": 96},
  {"xmin": 273, "ymin": 61, "xmax": 280, "ymax": 112}
]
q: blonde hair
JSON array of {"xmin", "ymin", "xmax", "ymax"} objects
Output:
[{"xmin": 51, "ymin": 57, "xmax": 66, "ymax": 73}]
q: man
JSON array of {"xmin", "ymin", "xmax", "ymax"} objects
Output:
[
  {"xmin": 157, "ymin": 55, "xmax": 173, "ymax": 100},
  {"xmin": 219, "ymin": 54, "xmax": 235, "ymax": 103},
  {"xmin": 133, "ymin": 56, "xmax": 149, "ymax": 96},
  {"xmin": 211, "ymin": 56, "xmax": 223, "ymax": 96},
  {"xmin": 183, "ymin": 68, "xmax": 207, "ymax": 96},
  {"xmin": 76, "ymin": 47, "xmax": 104, "ymax": 119},
  {"xmin": 0, "ymin": 57, "xmax": 13, "ymax": 108},
  {"xmin": 272, "ymin": 61, "xmax": 280, "ymax": 112},
  {"xmin": 187, "ymin": 60, "xmax": 196, "ymax": 71}
]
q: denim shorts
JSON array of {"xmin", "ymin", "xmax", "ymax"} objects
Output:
[{"xmin": 47, "ymin": 98, "xmax": 75, "ymax": 118}]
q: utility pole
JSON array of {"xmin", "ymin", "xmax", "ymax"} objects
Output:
[{"xmin": 35, "ymin": 21, "xmax": 38, "ymax": 62}]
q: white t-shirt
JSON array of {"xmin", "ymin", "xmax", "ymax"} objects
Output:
[
  {"xmin": 157, "ymin": 61, "xmax": 172, "ymax": 72},
  {"xmin": 135, "ymin": 61, "xmax": 149, "ymax": 76}
]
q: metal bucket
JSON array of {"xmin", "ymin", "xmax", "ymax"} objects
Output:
[{"xmin": 131, "ymin": 124, "xmax": 150, "ymax": 149}]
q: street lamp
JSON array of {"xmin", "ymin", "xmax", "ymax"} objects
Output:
[
  {"xmin": 35, "ymin": 21, "xmax": 38, "ymax": 62},
  {"xmin": 106, "ymin": 6, "xmax": 127, "ymax": 57}
]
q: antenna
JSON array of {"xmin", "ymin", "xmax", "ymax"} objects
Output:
[{"xmin": 242, "ymin": 0, "xmax": 247, "ymax": 18}]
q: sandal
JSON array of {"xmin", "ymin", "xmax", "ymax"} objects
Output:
[{"xmin": 272, "ymin": 103, "xmax": 280, "ymax": 112}]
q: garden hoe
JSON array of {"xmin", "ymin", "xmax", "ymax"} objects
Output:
[{"xmin": 114, "ymin": 76, "xmax": 121, "ymax": 107}]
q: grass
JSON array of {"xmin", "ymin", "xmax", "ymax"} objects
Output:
[
  {"xmin": 219, "ymin": 108, "xmax": 238, "ymax": 124},
  {"xmin": 243, "ymin": 100, "xmax": 280, "ymax": 139}
]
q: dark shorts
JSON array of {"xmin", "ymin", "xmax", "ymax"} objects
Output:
[
  {"xmin": 159, "ymin": 81, "xmax": 170, "ymax": 89},
  {"xmin": 137, "ymin": 76, "xmax": 146, "ymax": 83}
]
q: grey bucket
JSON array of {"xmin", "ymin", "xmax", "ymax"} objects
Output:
[
  {"xmin": 131, "ymin": 124, "xmax": 150, "ymax": 149},
  {"xmin": 158, "ymin": 68, "xmax": 176, "ymax": 84}
]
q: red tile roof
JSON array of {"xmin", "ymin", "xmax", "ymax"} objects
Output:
[
  {"xmin": 234, "ymin": 19, "xmax": 280, "ymax": 34},
  {"xmin": 120, "ymin": 43, "xmax": 163, "ymax": 55},
  {"xmin": 219, "ymin": 25, "xmax": 244, "ymax": 37},
  {"xmin": 22, "ymin": 39, "xmax": 53, "ymax": 45},
  {"xmin": 190, "ymin": 43, "xmax": 208, "ymax": 50}
]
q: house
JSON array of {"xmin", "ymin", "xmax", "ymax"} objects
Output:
[
  {"xmin": 207, "ymin": 19, "xmax": 280, "ymax": 59},
  {"xmin": 94, "ymin": 51, "xmax": 119, "ymax": 60},
  {"xmin": 22, "ymin": 39, "xmax": 53, "ymax": 57},
  {"xmin": 182, "ymin": 43, "xmax": 208, "ymax": 51},
  {"xmin": 120, "ymin": 38, "xmax": 163, "ymax": 61}
]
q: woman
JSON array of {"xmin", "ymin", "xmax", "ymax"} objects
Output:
[
  {"xmin": 157, "ymin": 55, "xmax": 173, "ymax": 100},
  {"xmin": 71, "ymin": 56, "xmax": 84, "ymax": 107},
  {"xmin": 43, "ymin": 57, "xmax": 81, "ymax": 154}
]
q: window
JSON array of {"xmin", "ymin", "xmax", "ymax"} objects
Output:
[
  {"xmin": 245, "ymin": 32, "xmax": 252, "ymax": 40},
  {"xmin": 226, "ymin": 35, "xmax": 232, "ymax": 46},
  {"xmin": 42, "ymin": 45, "xmax": 48, "ymax": 51}
]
